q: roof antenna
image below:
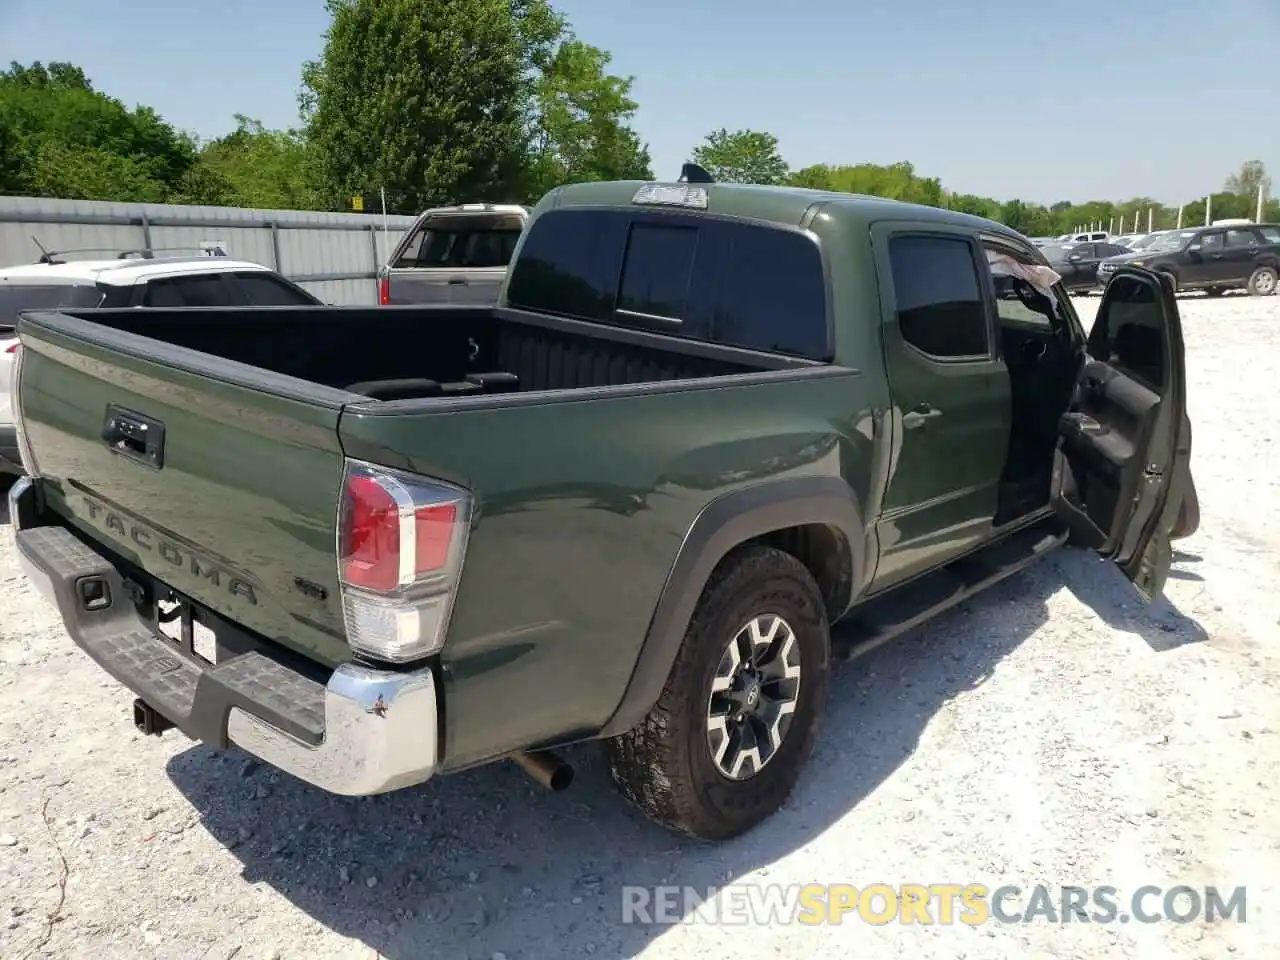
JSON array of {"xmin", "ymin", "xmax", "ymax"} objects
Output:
[
  {"xmin": 678, "ymin": 162, "xmax": 714, "ymax": 184},
  {"xmin": 31, "ymin": 235, "xmax": 55, "ymax": 264}
]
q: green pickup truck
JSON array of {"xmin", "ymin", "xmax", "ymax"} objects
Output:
[{"xmin": 7, "ymin": 177, "xmax": 1196, "ymax": 842}]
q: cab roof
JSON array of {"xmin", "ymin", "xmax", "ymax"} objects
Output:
[{"xmin": 541, "ymin": 179, "xmax": 1030, "ymax": 245}]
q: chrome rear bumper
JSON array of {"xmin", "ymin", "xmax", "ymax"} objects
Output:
[{"xmin": 9, "ymin": 475, "xmax": 440, "ymax": 797}]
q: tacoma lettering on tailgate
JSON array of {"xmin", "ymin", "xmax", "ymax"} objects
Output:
[{"xmin": 81, "ymin": 496, "xmax": 258, "ymax": 604}]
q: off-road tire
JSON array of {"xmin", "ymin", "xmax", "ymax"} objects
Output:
[
  {"xmin": 1247, "ymin": 266, "xmax": 1277, "ymax": 297},
  {"xmin": 605, "ymin": 544, "xmax": 831, "ymax": 841}
]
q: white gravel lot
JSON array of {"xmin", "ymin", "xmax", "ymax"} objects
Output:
[{"xmin": 2, "ymin": 292, "xmax": 1279, "ymax": 960}]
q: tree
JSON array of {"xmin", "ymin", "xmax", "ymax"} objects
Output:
[
  {"xmin": 997, "ymin": 199, "xmax": 1055, "ymax": 237},
  {"xmin": 947, "ymin": 192, "xmax": 1001, "ymax": 220},
  {"xmin": 301, "ymin": 0, "xmax": 563, "ymax": 213},
  {"xmin": 524, "ymin": 38, "xmax": 652, "ymax": 200},
  {"xmin": 1224, "ymin": 160, "xmax": 1271, "ymax": 202},
  {"xmin": 691, "ymin": 128, "xmax": 789, "ymax": 185},
  {"xmin": 191, "ymin": 115, "xmax": 322, "ymax": 209},
  {"xmin": 788, "ymin": 161, "xmax": 943, "ymax": 206},
  {"xmin": 0, "ymin": 60, "xmax": 197, "ymax": 201},
  {"xmin": 2, "ymin": 60, "xmax": 92, "ymax": 91}
]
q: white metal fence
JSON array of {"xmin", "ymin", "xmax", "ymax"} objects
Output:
[{"xmin": 0, "ymin": 196, "xmax": 421, "ymax": 305}]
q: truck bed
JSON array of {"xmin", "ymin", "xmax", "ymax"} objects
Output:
[{"xmin": 51, "ymin": 304, "xmax": 794, "ymax": 400}]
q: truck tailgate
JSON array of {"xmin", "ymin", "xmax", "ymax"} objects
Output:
[{"xmin": 15, "ymin": 313, "xmax": 352, "ymax": 666}]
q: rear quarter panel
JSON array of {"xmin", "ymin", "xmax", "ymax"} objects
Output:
[{"xmin": 339, "ymin": 369, "xmax": 879, "ymax": 770}]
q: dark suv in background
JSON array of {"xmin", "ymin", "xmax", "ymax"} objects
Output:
[{"xmin": 1097, "ymin": 223, "xmax": 1280, "ymax": 296}]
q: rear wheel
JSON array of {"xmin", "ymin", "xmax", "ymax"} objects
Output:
[
  {"xmin": 1247, "ymin": 267, "xmax": 1277, "ymax": 297},
  {"xmin": 605, "ymin": 545, "xmax": 831, "ymax": 841}
]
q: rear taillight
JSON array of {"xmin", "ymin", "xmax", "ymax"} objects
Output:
[
  {"xmin": 337, "ymin": 460, "xmax": 470, "ymax": 663},
  {"xmin": 4, "ymin": 343, "xmax": 17, "ymax": 354},
  {"xmin": 378, "ymin": 274, "xmax": 390, "ymax": 305}
]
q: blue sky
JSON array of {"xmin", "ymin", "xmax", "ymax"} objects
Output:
[{"xmin": 2, "ymin": 0, "xmax": 1276, "ymax": 205}]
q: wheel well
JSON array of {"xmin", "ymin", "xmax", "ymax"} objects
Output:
[{"xmin": 748, "ymin": 523, "xmax": 853, "ymax": 621}]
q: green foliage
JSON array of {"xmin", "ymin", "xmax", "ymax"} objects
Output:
[
  {"xmin": 945, "ymin": 193, "xmax": 1001, "ymax": 220},
  {"xmin": 692, "ymin": 129, "xmax": 789, "ymax": 185},
  {"xmin": 188, "ymin": 116, "xmax": 322, "ymax": 209},
  {"xmin": 300, "ymin": 0, "xmax": 558, "ymax": 212},
  {"xmin": 994, "ymin": 200, "xmax": 1053, "ymax": 237},
  {"xmin": 789, "ymin": 161, "xmax": 942, "ymax": 205},
  {"xmin": 0, "ymin": 59, "xmax": 197, "ymax": 200},
  {"xmin": 524, "ymin": 38, "xmax": 652, "ymax": 199}
]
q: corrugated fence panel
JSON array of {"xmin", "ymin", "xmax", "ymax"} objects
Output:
[{"xmin": 0, "ymin": 196, "xmax": 419, "ymax": 305}]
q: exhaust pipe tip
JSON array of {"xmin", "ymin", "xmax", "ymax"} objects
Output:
[{"xmin": 511, "ymin": 749, "xmax": 573, "ymax": 792}]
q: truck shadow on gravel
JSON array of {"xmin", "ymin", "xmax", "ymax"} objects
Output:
[{"xmin": 166, "ymin": 547, "xmax": 1205, "ymax": 960}]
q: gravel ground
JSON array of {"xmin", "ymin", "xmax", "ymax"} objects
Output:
[{"xmin": 2, "ymin": 292, "xmax": 1279, "ymax": 960}]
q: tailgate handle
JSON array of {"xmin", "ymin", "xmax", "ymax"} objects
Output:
[{"xmin": 102, "ymin": 406, "xmax": 165, "ymax": 468}]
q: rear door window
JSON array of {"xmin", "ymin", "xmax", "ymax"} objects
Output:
[
  {"xmin": 143, "ymin": 275, "xmax": 245, "ymax": 307},
  {"xmin": 887, "ymin": 235, "xmax": 991, "ymax": 359},
  {"xmin": 1224, "ymin": 228, "xmax": 1260, "ymax": 248},
  {"xmin": 0, "ymin": 283, "xmax": 105, "ymax": 331},
  {"xmin": 506, "ymin": 208, "xmax": 831, "ymax": 360}
]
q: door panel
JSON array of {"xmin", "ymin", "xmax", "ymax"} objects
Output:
[
  {"xmin": 1182, "ymin": 232, "xmax": 1225, "ymax": 286},
  {"xmin": 870, "ymin": 226, "xmax": 1010, "ymax": 592},
  {"xmin": 1220, "ymin": 229, "xmax": 1262, "ymax": 283},
  {"xmin": 1051, "ymin": 268, "xmax": 1188, "ymax": 600}
]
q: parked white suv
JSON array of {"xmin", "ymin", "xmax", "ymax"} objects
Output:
[{"xmin": 1, "ymin": 251, "xmax": 321, "ymax": 475}]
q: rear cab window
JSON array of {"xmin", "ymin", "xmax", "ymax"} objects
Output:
[
  {"xmin": 393, "ymin": 212, "xmax": 525, "ymax": 269},
  {"xmin": 505, "ymin": 208, "xmax": 831, "ymax": 361}
]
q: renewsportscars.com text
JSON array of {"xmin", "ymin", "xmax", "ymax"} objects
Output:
[{"xmin": 620, "ymin": 883, "xmax": 1247, "ymax": 926}]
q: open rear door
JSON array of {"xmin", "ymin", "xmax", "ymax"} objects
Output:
[{"xmin": 1051, "ymin": 267, "xmax": 1189, "ymax": 601}]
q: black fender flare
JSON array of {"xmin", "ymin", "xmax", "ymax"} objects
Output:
[{"xmin": 598, "ymin": 475, "xmax": 866, "ymax": 739}]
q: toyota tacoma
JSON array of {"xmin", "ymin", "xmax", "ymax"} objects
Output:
[{"xmin": 7, "ymin": 177, "xmax": 1196, "ymax": 841}]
